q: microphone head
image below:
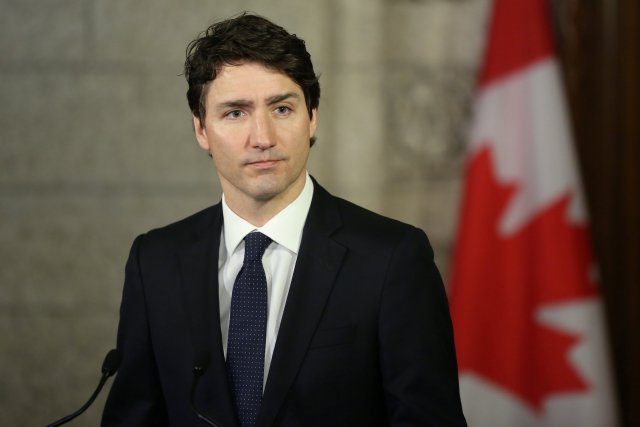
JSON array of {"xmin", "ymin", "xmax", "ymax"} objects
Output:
[
  {"xmin": 102, "ymin": 349, "xmax": 121, "ymax": 377},
  {"xmin": 193, "ymin": 351, "xmax": 211, "ymax": 377}
]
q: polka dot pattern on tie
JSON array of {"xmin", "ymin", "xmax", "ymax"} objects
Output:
[{"xmin": 227, "ymin": 232, "xmax": 272, "ymax": 427}]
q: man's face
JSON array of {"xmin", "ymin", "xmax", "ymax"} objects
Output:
[{"xmin": 194, "ymin": 62, "xmax": 317, "ymax": 211}]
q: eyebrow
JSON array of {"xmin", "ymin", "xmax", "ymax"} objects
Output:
[
  {"xmin": 216, "ymin": 92, "xmax": 300, "ymax": 110},
  {"xmin": 265, "ymin": 92, "xmax": 300, "ymax": 105},
  {"xmin": 217, "ymin": 99, "xmax": 252, "ymax": 110}
]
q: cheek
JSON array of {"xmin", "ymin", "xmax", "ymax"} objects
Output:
[
  {"xmin": 207, "ymin": 137, "xmax": 236, "ymax": 170},
  {"xmin": 281, "ymin": 121, "xmax": 313, "ymax": 146},
  {"xmin": 209, "ymin": 121, "xmax": 248, "ymax": 144},
  {"xmin": 208, "ymin": 128, "xmax": 241, "ymax": 157},
  {"xmin": 292, "ymin": 142, "xmax": 311, "ymax": 166},
  {"xmin": 211, "ymin": 144, "xmax": 236, "ymax": 167}
]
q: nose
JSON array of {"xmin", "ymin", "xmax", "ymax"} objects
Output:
[{"xmin": 250, "ymin": 110, "xmax": 276, "ymax": 150}]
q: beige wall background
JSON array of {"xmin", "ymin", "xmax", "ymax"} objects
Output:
[{"xmin": 0, "ymin": 0, "xmax": 489, "ymax": 424}]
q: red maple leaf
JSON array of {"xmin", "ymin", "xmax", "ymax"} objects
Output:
[{"xmin": 449, "ymin": 146, "xmax": 598, "ymax": 410}]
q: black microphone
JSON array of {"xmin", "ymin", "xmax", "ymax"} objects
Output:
[
  {"xmin": 190, "ymin": 351, "xmax": 222, "ymax": 427},
  {"xmin": 46, "ymin": 349, "xmax": 121, "ymax": 427}
]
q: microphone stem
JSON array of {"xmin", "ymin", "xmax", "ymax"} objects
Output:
[
  {"xmin": 190, "ymin": 371, "xmax": 221, "ymax": 427},
  {"xmin": 46, "ymin": 373, "xmax": 109, "ymax": 427}
]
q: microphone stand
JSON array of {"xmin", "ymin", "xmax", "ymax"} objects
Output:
[
  {"xmin": 190, "ymin": 353, "xmax": 222, "ymax": 427},
  {"xmin": 47, "ymin": 349, "xmax": 121, "ymax": 427}
]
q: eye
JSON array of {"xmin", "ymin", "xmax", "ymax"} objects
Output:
[
  {"xmin": 274, "ymin": 106, "xmax": 291, "ymax": 115},
  {"xmin": 225, "ymin": 110, "xmax": 244, "ymax": 119}
]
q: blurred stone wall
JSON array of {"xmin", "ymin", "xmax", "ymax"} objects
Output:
[{"xmin": 0, "ymin": 0, "xmax": 489, "ymax": 424}]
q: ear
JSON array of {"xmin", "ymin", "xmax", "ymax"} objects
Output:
[
  {"xmin": 309, "ymin": 108, "xmax": 318, "ymax": 139},
  {"xmin": 193, "ymin": 115, "xmax": 210, "ymax": 151}
]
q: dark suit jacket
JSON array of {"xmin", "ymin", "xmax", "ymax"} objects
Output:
[{"xmin": 102, "ymin": 181, "xmax": 466, "ymax": 426}]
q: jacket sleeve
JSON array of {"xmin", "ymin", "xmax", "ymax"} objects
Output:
[
  {"xmin": 101, "ymin": 235, "xmax": 169, "ymax": 427},
  {"xmin": 378, "ymin": 227, "xmax": 467, "ymax": 426}
]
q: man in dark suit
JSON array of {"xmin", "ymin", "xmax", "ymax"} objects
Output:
[{"xmin": 102, "ymin": 13, "xmax": 466, "ymax": 427}]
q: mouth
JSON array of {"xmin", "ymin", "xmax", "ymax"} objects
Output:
[{"xmin": 247, "ymin": 159, "xmax": 281, "ymax": 169}]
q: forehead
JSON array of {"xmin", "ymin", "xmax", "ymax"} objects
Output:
[{"xmin": 206, "ymin": 62, "xmax": 303, "ymax": 103}]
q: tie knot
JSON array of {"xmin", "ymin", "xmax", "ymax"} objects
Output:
[{"xmin": 243, "ymin": 232, "xmax": 272, "ymax": 263}]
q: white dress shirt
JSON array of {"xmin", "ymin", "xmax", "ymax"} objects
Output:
[{"xmin": 218, "ymin": 173, "xmax": 314, "ymax": 387}]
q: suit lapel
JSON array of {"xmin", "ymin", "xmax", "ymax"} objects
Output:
[
  {"xmin": 178, "ymin": 205, "xmax": 238, "ymax": 427},
  {"xmin": 257, "ymin": 183, "xmax": 347, "ymax": 426}
]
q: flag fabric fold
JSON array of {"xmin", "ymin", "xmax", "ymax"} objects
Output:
[{"xmin": 448, "ymin": 0, "xmax": 618, "ymax": 425}]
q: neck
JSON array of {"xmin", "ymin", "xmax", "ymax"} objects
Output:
[
  {"xmin": 226, "ymin": 199, "xmax": 285, "ymax": 227},
  {"xmin": 223, "ymin": 178, "xmax": 306, "ymax": 227}
]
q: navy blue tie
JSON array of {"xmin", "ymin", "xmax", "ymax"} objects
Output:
[{"xmin": 227, "ymin": 232, "xmax": 271, "ymax": 427}]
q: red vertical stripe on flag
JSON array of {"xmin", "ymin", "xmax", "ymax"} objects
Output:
[{"xmin": 479, "ymin": 0, "xmax": 554, "ymax": 87}]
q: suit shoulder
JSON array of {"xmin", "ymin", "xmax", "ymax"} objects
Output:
[
  {"xmin": 332, "ymin": 196, "xmax": 427, "ymax": 247},
  {"xmin": 309, "ymin": 180, "xmax": 424, "ymax": 241},
  {"xmin": 137, "ymin": 204, "xmax": 220, "ymax": 248}
]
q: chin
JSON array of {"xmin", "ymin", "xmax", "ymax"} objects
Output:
[
  {"xmin": 247, "ymin": 182, "xmax": 282, "ymax": 200},
  {"xmin": 249, "ymin": 178, "xmax": 295, "ymax": 202},
  {"xmin": 253, "ymin": 194, "xmax": 278, "ymax": 203}
]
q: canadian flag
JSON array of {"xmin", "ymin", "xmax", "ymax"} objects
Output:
[{"xmin": 448, "ymin": 0, "xmax": 619, "ymax": 425}]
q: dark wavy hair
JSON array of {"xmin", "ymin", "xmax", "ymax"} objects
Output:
[{"xmin": 184, "ymin": 13, "xmax": 320, "ymax": 145}]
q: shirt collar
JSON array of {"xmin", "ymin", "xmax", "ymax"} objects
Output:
[{"xmin": 222, "ymin": 172, "xmax": 314, "ymax": 255}]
